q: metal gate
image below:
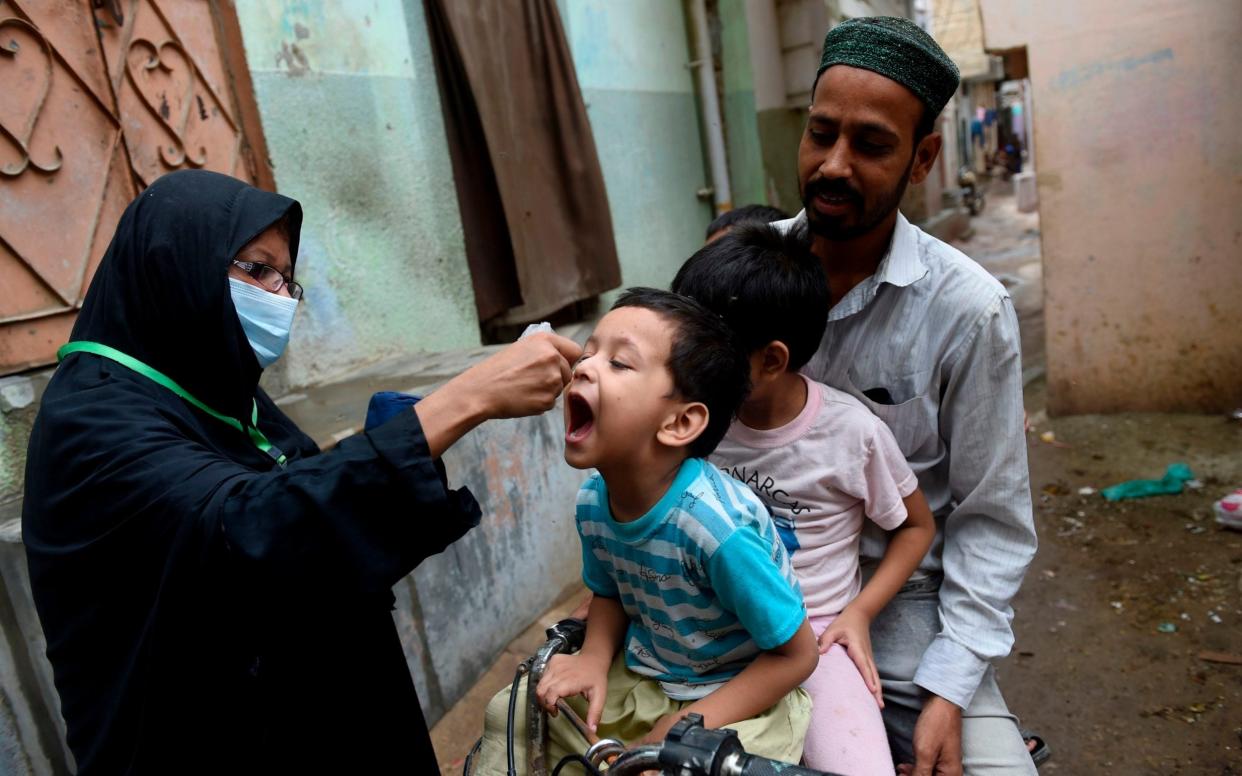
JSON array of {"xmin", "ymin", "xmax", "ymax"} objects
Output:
[{"xmin": 0, "ymin": 0, "xmax": 272, "ymax": 374}]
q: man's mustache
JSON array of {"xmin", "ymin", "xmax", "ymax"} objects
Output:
[{"xmin": 804, "ymin": 177, "xmax": 863, "ymax": 206}]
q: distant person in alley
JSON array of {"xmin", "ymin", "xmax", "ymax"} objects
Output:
[
  {"xmin": 22, "ymin": 170, "xmax": 581, "ymax": 774},
  {"xmin": 775, "ymin": 17, "xmax": 1039, "ymax": 775}
]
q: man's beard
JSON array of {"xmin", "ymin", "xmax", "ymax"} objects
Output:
[{"xmin": 801, "ymin": 155, "xmax": 915, "ymax": 241}]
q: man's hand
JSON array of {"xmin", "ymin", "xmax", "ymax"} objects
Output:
[
  {"xmin": 897, "ymin": 695, "xmax": 963, "ymax": 776},
  {"xmin": 466, "ymin": 332, "xmax": 582, "ymax": 418},
  {"xmin": 817, "ymin": 607, "xmax": 882, "ymax": 707},
  {"xmin": 534, "ymin": 652, "xmax": 610, "ymax": 732}
]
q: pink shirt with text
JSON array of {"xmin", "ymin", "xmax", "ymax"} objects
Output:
[{"xmin": 711, "ymin": 375, "xmax": 918, "ymax": 618}]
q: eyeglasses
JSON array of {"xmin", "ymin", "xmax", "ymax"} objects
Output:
[{"xmin": 231, "ymin": 260, "xmax": 304, "ymax": 300}]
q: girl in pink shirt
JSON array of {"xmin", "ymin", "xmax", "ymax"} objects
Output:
[{"xmin": 674, "ymin": 224, "xmax": 935, "ymax": 775}]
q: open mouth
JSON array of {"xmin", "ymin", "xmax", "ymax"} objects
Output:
[
  {"xmin": 565, "ymin": 392, "xmax": 595, "ymax": 444},
  {"xmin": 814, "ymin": 192, "xmax": 856, "ymax": 212}
]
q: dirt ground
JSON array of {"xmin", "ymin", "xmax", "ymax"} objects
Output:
[
  {"xmin": 965, "ymin": 185, "xmax": 1242, "ymax": 775},
  {"xmin": 1006, "ymin": 378, "xmax": 1242, "ymax": 774},
  {"xmin": 430, "ymin": 187, "xmax": 1242, "ymax": 774}
]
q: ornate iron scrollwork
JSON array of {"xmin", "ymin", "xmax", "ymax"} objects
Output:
[
  {"xmin": 93, "ymin": 0, "xmax": 125, "ymax": 27},
  {"xmin": 0, "ymin": 17, "xmax": 65, "ymax": 177},
  {"xmin": 125, "ymin": 37, "xmax": 208, "ymax": 170}
]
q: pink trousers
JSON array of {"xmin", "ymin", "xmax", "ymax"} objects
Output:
[{"xmin": 802, "ymin": 614, "xmax": 895, "ymax": 775}]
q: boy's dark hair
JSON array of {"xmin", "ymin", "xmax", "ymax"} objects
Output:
[
  {"xmin": 705, "ymin": 204, "xmax": 790, "ymax": 241},
  {"xmin": 672, "ymin": 224, "xmax": 828, "ymax": 371},
  {"xmin": 611, "ymin": 288, "xmax": 750, "ymax": 459}
]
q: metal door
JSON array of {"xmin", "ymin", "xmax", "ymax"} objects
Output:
[{"xmin": 0, "ymin": 0, "xmax": 272, "ymax": 374}]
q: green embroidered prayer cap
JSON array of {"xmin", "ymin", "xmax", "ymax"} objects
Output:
[{"xmin": 817, "ymin": 16, "xmax": 960, "ymax": 118}]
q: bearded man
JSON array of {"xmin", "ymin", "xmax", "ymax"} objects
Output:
[{"xmin": 778, "ymin": 17, "xmax": 1040, "ymax": 776}]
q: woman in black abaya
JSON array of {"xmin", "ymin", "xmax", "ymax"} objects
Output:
[{"xmin": 22, "ymin": 170, "xmax": 579, "ymax": 774}]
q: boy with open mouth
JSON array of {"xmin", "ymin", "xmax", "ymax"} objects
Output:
[{"xmin": 473, "ymin": 288, "xmax": 818, "ymax": 773}]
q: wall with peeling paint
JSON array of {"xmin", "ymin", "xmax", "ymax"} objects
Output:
[
  {"xmin": 981, "ymin": 0, "xmax": 1242, "ymax": 414},
  {"xmin": 558, "ymin": 0, "xmax": 716, "ymax": 297},
  {"xmin": 233, "ymin": 1, "xmax": 482, "ymax": 395},
  {"xmin": 0, "ymin": 377, "xmax": 40, "ymax": 511},
  {"xmin": 0, "ymin": 534, "xmax": 73, "ymax": 775}
]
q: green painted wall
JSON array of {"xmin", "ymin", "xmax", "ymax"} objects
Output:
[
  {"xmin": 718, "ymin": 0, "xmax": 768, "ymax": 208},
  {"xmin": 558, "ymin": 0, "xmax": 714, "ymax": 296},
  {"xmin": 758, "ymin": 107, "xmax": 808, "ymax": 214},
  {"xmin": 235, "ymin": 1, "xmax": 480, "ymax": 393}
]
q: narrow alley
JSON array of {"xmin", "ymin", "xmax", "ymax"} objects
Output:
[
  {"xmin": 2, "ymin": 2, "xmax": 1239, "ymax": 773},
  {"xmin": 963, "ymin": 184, "xmax": 1242, "ymax": 773}
]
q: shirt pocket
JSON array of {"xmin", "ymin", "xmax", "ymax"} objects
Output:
[{"xmin": 845, "ymin": 366, "xmax": 936, "ymax": 455}]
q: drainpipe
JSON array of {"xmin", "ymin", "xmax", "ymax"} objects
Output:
[{"xmin": 685, "ymin": 0, "xmax": 733, "ymax": 215}]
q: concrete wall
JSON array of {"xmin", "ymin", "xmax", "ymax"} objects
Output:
[
  {"xmin": 980, "ymin": 0, "xmax": 1242, "ymax": 414},
  {"xmin": 742, "ymin": 0, "xmax": 800, "ymax": 211},
  {"xmin": 0, "ymin": 531, "xmax": 73, "ymax": 776},
  {"xmin": 745, "ymin": 0, "xmax": 929, "ymax": 214},
  {"xmin": 931, "ymin": 0, "xmax": 992, "ymax": 80},
  {"xmin": 234, "ymin": 1, "xmax": 482, "ymax": 396},
  {"xmin": 559, "ymin": 0, "xmax": 715, "ymax": 295},
  {"xmin": 0, "ymin": 376, "xmax": 44, "ymax": 511}
]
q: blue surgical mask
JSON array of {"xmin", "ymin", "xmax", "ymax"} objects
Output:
[{"xmin": 229, "ymin": 277, "xmax": 299, "ymax": 368}]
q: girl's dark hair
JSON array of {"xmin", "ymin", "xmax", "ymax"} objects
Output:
[
  {"xmin": 672, "ymin": 224, "xmax": 829, "ymax": 371},
  {"xmin": 611, "ymin": 288, "xmax": 751, "ymax": 459}
]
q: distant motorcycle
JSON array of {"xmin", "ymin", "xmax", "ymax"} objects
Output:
[{"xmin": 958, "ymin": 166, "xmax": 985, "ymax": 216}]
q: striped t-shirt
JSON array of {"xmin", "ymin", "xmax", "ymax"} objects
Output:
[{"xmin": 576, "ymin": 457, "xmax": 805, "ymax": 700}]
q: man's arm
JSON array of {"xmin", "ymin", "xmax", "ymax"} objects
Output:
[{"xmin": 919, "ymin": 295, "xmax": 1037, "ymax": 707}]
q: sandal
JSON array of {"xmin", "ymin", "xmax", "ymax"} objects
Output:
[{"xmin": 1021, "ymin": 729, "xmax": 1052, "ymax": 768}]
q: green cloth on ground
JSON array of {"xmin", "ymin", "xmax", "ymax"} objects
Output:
[
  {"xmin": 1100, "ymin": 463, "xmax": 1195, "ymax": 502},
  {"xmin": 817, "ymin": 16, "xmax": 960, "ymax": 116}
]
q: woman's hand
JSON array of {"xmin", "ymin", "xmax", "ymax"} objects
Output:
[
  {"xmin": 466, "ymin": 333, "xmax": 582, "ymax": 419},
  {"xmin": 535, "ymin": 652, "xmax": 611, "ymax": 732},
  {"xmin": 415, "ymin": 332, "xmax": 582, "ymax": 457},
  {"xmin": 818, "ymin": 606, "xmax": 883, "ymax": 707}
]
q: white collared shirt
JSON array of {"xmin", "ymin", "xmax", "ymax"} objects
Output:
[{"xmin": 777, "ymin": 210, "xmax": 1037, "ymax": 709}]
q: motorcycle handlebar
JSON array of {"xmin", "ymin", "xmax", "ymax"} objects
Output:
[{"xmin": 732, "ymin": 753, "xmax": 837, "ymax": 776}]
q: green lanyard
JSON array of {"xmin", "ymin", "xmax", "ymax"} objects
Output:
[{"xmin": 57, "ymin": 341, "xmax": 288, "ymax": 467}]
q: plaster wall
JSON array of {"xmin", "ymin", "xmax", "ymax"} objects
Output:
[
  {"xmin": 981, "ymin": 0, "xmax": 1242, "ymax": 413},
  {"xmin": 234, "ymin": 1, "xmax": 482, "ymax": 396},
  {"xmin": 560, "ymin": 0, "xmax": 717, "ymax": 294}
]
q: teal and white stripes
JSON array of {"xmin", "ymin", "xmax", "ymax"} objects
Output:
[{"xmin": 576, "ymin": 458, "xmax": 805, "ymax": 700}]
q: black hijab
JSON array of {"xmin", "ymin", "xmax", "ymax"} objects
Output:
[
  {"xmin": 24, "ymin": 171, "xmax": 478, "ymax": 773},
  {"xmin": 71, "ymin": 169, "xmax": 302, "ymax": 421}
]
